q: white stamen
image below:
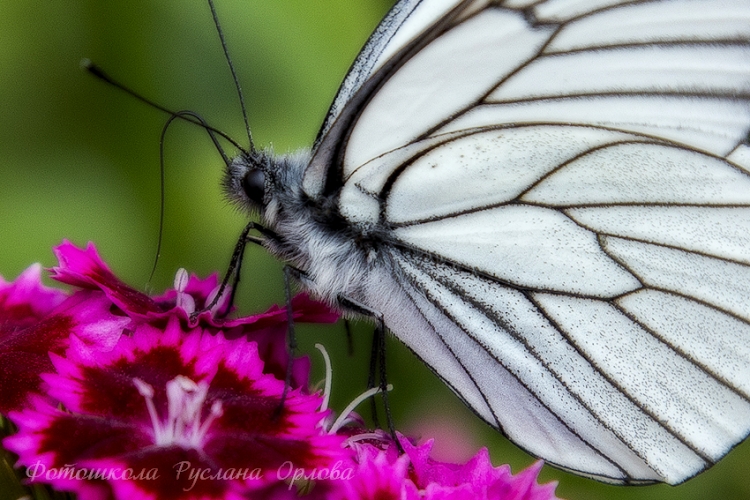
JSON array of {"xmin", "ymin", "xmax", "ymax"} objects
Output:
[
  {"xmin": 174, "ymin": 268, "xmax": 195, "ymax": 314},
  {"xmin": 134, "ymin": 375, "xmax": 219, "ymax": 449},
  {"xmin": 328, "ymin": 384, "xmax": 392, "ymax": 434},
  {"xmin": 345, "ymin": 431, "xmax": 390, "ymax": 446},
  {"xmin": 197, "ymin": 400, "xmax": 224, "ymax": 439},
  {"xmin": 205, "ymin": 284, "xmax": 230, "ymax": 316},
  {"xmin": 134, "ymin": 377, "xmax": 154, "ymax": 398},
  {"xmin": 174, "ymin": 268, "xmax": 189, "ymax": 291},
  {"xmin": 133, "ymin": 378, "xmax": 163, "ymax": 439},
  {"xmin": 315, "ymin": 344, "xmax": 332, "ymax": 412}
]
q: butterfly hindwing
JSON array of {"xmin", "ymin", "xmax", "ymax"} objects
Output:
[{"xmin": 341, "ymin": 125, "xmax": 750, "ymax": 483}]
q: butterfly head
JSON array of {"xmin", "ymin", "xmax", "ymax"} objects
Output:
[
  {"xmin": 224, "ymin": 150, "xmax": 273, "ymax": 213},
  {"xmin": 223, "ymin": 148, "xmax": 311, "ymax": 221}
]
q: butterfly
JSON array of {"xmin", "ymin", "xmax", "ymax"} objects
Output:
[{"xmin": 222, "ymin": 0, "xmax": 750, "ymax": 485}]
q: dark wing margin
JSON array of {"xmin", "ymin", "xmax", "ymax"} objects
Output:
[{"xmin": 314, "ymin": 0, "xmax": 423, "ymax": 147}]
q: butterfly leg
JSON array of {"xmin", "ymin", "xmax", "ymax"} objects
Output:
[
  {"xmin": 336, "ymin": 295, "xmax": 399, "ymax": 445},
  {"xmin": 344, "ymin": 319, "xmax": 355, "ymax": 356},
  {"xmin": 196, "ymin": 221, "xmax": 274, "ymax": 319},
  {"xmin": 271, "ymin": 264, "xmax": 301, "ymax": 419}
]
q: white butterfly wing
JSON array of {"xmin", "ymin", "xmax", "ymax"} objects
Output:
[
  {"xmin": 305, "ymin": 0, "xmax": 750, "ymax": 484},
  {"xmin": 316, "ymin": 0, "xmax": 484, "ymax": 145}
]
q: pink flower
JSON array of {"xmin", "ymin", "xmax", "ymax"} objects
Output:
[
  {"xmin": 330, "ymin": 435, "xmax": 560, "ymax": 500},
  {"xmin": 50, "ymin": 241, "xmax": 338, "ymax": 331},
  {"xmin": 0, "ymin": 242, "xmax": 338, "ymax": 414},
  {"xmin": 2, "ymin": 242, "xmax": 345, "ymax": 499},
  {"xmin": 5, "ymin": 319, "xmax": 346, "ymax": 500}
]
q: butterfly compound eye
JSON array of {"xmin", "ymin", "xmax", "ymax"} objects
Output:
[{"xmin": 241, "ymin": 168, "xmax": 265, "ymax": 205}]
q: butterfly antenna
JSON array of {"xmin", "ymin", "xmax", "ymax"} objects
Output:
[
  {"xmin": 81, "ymin": 58, "xmax": 247, "ymax": 154},
  {"xmin": 207, "ymin": 0, "xmax": 255, "ymax": 152},
  {"xmin": 148, "ymin": 110, "xmax": 233, "ymax": 284},
  {"xmin": 82, "ymin": 58, "xmax": 250, "ymax": 284}
]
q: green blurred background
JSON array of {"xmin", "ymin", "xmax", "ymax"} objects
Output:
[{"xmin": 1, "ymin": 1, "xmax": 748, "ymax": 499}]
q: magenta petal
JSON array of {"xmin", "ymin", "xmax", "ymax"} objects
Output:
[
  {"xmin": 0, "ymin": 264, "xmax": 69, "ymax": 411},
  {"xmin": 399, "ymin": 436, "xmax": 560, "ymax": 500},
  {"xmin": 233, "ymin": 321, "xmax": 310, "ymax": 387},
  {"xmin": 0, "ymin": 353, "xmax": 54, "ymax": 412},
  {"xmin": 486, "ymin": 461, "xmax": 560, "ymax": 500},
  {"xmin": 0, "ymin": 290, "xmax": 128, "ymax": 413},
  {"xmin": 186, "ymin": 291, "xmax": 339, "ymax": 332},
  {"xmin": 218, "ymin": 294, "xmax": 338, "ymax": 387},
  {"xmin": 0, "ymin": 264, "xmax": 67, "ymax": 330},
  {"xmin": 0, "ymin": 311, "xmax": 76, "ymax": 412},
  {"xmin": 50, "ymin": 291, "xmax": 129, "ymax": 351},
  {"xmin": 81, "ymin": 453, "xmax": 249, "ymax": 500},
  {"xmin": 289, "ymin": 293, "xmax": 339, "ymax": 324},
  {"xmin": 50, "ymin": 242, "xmax": 338, "ymax": 335},
  {"xmin": 327, "ymin": 436, "xmax": 559, "ymax": 500},
  {"xmin": 153, "ymin": 271, "xmax": 220, "ymax": 306},
  {"xmin": 401, "ymin": 437, "xmax": 466, "ymax": 487},
  {"xmin": 3, "ymin": 291, "xmax": 126, "ymax": 360},
  {"xmin": 228, "ymin": 293, "xmax": 339, "ymax": 329},
  {"xmin": 4, "ymin": 400, "xmax": 152, "ymax": 497},
  {"xmin": 342, "ymin": 444, "xmax": 410, "ymax": 500},
  {"xmin": 50, "ymin": 241, "xmax": 161, "ymax": 316}
]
